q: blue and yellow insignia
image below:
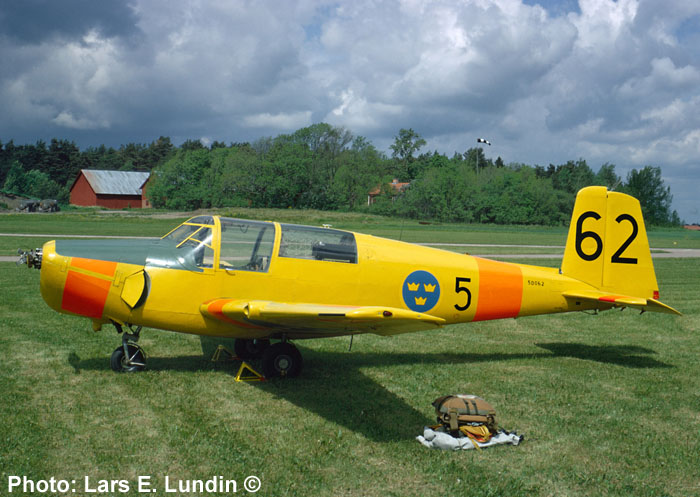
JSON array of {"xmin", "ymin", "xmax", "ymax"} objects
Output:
[{"xmin": 402, "ymin": 270, "xmax": 440, "ymax": 312}]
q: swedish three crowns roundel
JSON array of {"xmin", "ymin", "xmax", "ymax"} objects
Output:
[{"xmin": 402, "ymin": 270, "xmax": 440, "ymax": 312}]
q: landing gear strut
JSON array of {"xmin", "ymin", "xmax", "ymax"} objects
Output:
[
  {"xmin": 233, "ymin": 338, "xmax": 270, "ymax": 359},
  {"xmin": 111, "ymin": 324, "xmax": 146, "ymax": 372}
]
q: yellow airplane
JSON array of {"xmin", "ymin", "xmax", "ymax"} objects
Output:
[{"xmin": 20, "ymin": 186, "xmax": 679, "ymax": 378}]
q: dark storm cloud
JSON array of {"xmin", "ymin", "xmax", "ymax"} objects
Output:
[{"xmin": 0, "ymin": 0, "xmax": 139, "ymax": 43}]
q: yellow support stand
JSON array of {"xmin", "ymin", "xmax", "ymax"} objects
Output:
[
  {"xmin": 235, "ymin": 361, "xmax": 265, "ymax": 382},
  {"xmin": 211, "ymin": 344, "xmax": 236, "ymax": 362},
  {"xmin": 210, "ymin": 345, "xmax": 265, "ymax": 381}
]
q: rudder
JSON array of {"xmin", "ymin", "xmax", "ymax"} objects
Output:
[{"xmin": 561, "ymin": 186, "xmax": 659, "ymax": 300}]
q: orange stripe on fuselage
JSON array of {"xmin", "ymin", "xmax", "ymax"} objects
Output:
[
  {"xmin": 473, "ymin": 257, "xmax": 523, "ymax": 322},
  {"xmin": 60, "ymin": 258, "xmax": 117, "ymax": 319}
]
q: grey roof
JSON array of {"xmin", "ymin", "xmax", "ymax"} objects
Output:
[{"xmin": 80, "ymin": 170, "xmax": 150, "ymax": 196}]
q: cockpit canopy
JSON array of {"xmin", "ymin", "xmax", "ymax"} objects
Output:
[
  {"xmin": 151, "ymin": 215, "xmax": 357, "ymax": 272},
  {"xmin": 52, "ymin": 216, "xmax": 358, "ymax": 274},
  {"xmin": 219, "ymin": 218, "xmax": 275, "ymax": 272}
]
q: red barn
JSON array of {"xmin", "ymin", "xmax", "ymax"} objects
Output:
[{"xmin": 70, "ymin": 170, "xmax": 151, "ymax": 209}]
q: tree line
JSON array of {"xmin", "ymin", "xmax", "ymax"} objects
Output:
[{"xmin": 0, "ymin": 124, "xmax": 681, "ymax": 226}]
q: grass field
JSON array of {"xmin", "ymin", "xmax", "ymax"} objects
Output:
[{"xmin": 1, "ymin": 212, "xmax": 699, "ymax": 497}]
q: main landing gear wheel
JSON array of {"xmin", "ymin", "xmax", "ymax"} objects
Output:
[
  {"xmin": 262, "ymin": 342, "xmax": 303, "ymax": 378},
  {"xmin": 234, "ymin": 338, "xmax": 270, "ymax": 359},
  {"xmin": 110, "ymin": 344, "xmax": 146, "ymax": 372}
]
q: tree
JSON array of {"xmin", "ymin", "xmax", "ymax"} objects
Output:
[
  {"xmin": 82, "ymin": 144, "xmax": 122, "ymax": 171},
  {"xmin": 47, "ymin": 139, "xmax": 80, "ymax": 186},
  {"xmin": 3, "ymin": 160, "xmax": 67, "ymax": 201},
  {"xmin": 550, "ymin": 159, "xmax": 595, "ymax": 194},
  {"xmin": 0, "ymin": 125, "xmax": 682, "ymax": 226},
  {"xmin": 3, "ymin": 161, "xmax": 27, "ymax": 194},
  {"xmin": 24, "ymin": 169, "xmax": 68, "ymax": 201},
  {"xmin": 180, "ymin": 139, "xmax": 205, "ymax": 151},
  {"xmin": 147, "ymin": 136, "xmax": 174, "ymax": 167},
  {"xmin": 390, "ymin": 128, "xmax": 426, "ymax": 180},
  {"xmin": 332, "ymin": 136, "xmax": 387, "ymax": 209},
  {"xmin": 594, "ymin": 163, "xmax": 621, "ymax": 189},
  {"xmin": 463, "ymin": 147, "xmax": 491, "ymax": 173},
  {"xmin": 623, "ymin": 166, "xmax": 675, "ymax": 225},
  {"xmin": 119, "ymin": 143, "xmax": 150, "ymax": 171},
  {"xmin": 0, "ymin": 140, "xmax": 14, "ymax": 185},
  {"xmin": 148, "ymin": 149, "xmax": 211, "ymax": 209}
]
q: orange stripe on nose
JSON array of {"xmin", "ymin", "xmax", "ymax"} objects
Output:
[
  {"xmin": 473, "ymin": 257, "xmax": 523, "ymax": 322},
  {"xmin": 61, "ymin": 271, "xmax": 112, "ymax": 319},
  {"xmin": 70, "ymin": 257, "xmax": 117, "ymax": 277}
]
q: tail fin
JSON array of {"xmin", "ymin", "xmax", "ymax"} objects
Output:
[{"xmin": 561, "ymin": 187, "xmax": 679, "ymax": 314}]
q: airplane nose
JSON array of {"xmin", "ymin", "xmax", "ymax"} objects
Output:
[
  {"xmin": 39, "ymin": 240, "xmax": 122, "ymax": 320},
  {"xmin": 38, "ymin": 240, "xmax": 149, "ymax": 321},
  {"xmin": 38, "ymin": 240, "xmax": 68, "ymax": 314}
]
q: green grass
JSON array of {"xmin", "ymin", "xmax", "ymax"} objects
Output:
[
  {"xmin": 1, "ymin": 239, "xmax": 698, "ymax": 497},
  {"xmin": 0, "ymin": 212, "xmax": 185, "ymax": 237}
]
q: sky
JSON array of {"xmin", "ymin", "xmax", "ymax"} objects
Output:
[{"xmin": 1, "ymin": 0, "xmax": 699, "ymax": 222}]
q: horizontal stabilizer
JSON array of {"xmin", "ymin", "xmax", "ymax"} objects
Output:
[
  {"xmin": 201, "ymin": 299, "xmax": 445, "ymax": 336},
  {"xmin": 562, "ymin": 290, "xmax": 681, "ymax": 315}
]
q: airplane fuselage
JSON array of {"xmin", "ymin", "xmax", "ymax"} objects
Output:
[{"xmin": 37, "ymin": 219, "xmax": 597, "ymax": 340}]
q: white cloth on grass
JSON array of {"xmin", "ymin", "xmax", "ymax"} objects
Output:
[{"xmin": 417, "ymin": 427, "xmax": 523, "ymax": 450}]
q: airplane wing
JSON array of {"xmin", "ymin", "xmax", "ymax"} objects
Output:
[
  {"xmin": 200, "ymin": 299, "xmax": 446, "ymax": 336},
  {"xmin": 562, "ymin": 290, "xmax": 681, "ymax": 315}
]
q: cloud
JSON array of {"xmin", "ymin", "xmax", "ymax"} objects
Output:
[
  {"xmin": 326, "ymin": 89, "xmax": 403, "ymax": 130},
  {"xmin": 0, "ymin": 0, "xmax": 139, "ymax": 44},
  {"xmin": 0, "ymin": 0, "xmax": 699, "ymax": 220},
  {"xmin": 52, "ymin": 111, "xmax": 109, "ymax": 130},
  {"xmin": 244, "ymin": 111, "xmax": 313, "ymax": 129}
]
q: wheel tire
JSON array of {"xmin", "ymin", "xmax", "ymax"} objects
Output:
[
  {"xmin": 261, "ymin": 342, "xmax": 303, "ymax": 378},
  {"xmin": 110, "ymin": 344, "xmax": 146, "ymax": 373},
  {"xmin": 234, "ymin": 338, "xmax": 270, "ymax": 359}
]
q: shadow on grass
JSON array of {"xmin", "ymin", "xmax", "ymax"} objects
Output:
[
  {"xmin": 68, "ymin": 338, "xmax": 672, "ymax": 441},
  {"xmin": 535, "ymin": 342, "xmax": 673, "ymax": 369},
  {"xmin": 71, "ymin": 354, "xmax": 214, "ymax": 373},
  {"xmin": 254, "ymin": 363, "xmax": 429, "ymax": 442}
]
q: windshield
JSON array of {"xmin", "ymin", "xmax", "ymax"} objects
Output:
[{"xmin": 149, "ymin": 216, "xmax": 215, "ymax": 271}]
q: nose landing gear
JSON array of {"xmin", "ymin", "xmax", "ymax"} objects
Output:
[{"xmin": 110, "ymin": 324, "xmax": 146, "ymax": 372}]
